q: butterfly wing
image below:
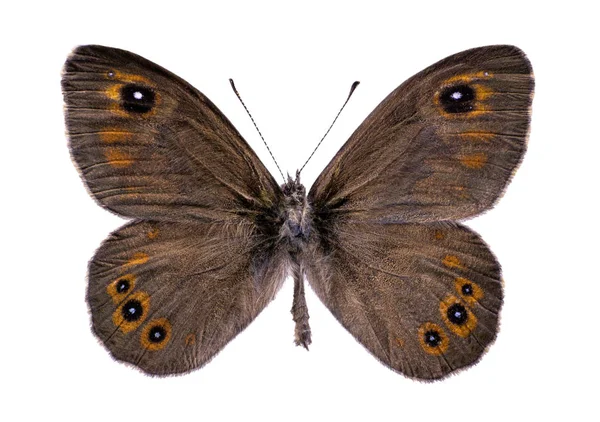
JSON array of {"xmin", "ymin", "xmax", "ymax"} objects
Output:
[
  {"xmin": 62, "ymin": 46, "xmax": 288, "ymax": 374},
  {"xmin": 304, "ymin": 46, "xmax": 533, "ymax": 380},
  {"xmin": 88, "ymin": 220, "xmax": 287, "ymax": 375},
  {"xmin": 63, "ymin": 45, "xmax": 282, "ymax": 222},
  {"xmin": 309, "ymin": 45, "xmax": 533, "ymax": 223},
  {"xmin": 304, "ymin": 222, "xmax": 501, "ymax": 380}
]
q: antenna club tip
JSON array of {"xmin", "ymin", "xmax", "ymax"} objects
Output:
[{"xmin": 229, "ymin": 78, "xmax": 241, "ymax": 96}]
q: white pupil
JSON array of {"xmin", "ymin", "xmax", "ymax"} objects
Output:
[
  {"xmin": 450, "ymin": 91, "xmax": 462, "ymax": 100},
  {"xmin": 455, "ymin": 311, "xmax": 462, "ymax": 318},
  {"xmin": 154, "ymin": 332, "xmax": 161, "ymax": 338},
  {"xmin": 129, "ymin": 307, "xmax": 136, "ymax": 314},
  {"xmin": 133, "ymin": 91, "xmax": 143, "ymax": 100}
]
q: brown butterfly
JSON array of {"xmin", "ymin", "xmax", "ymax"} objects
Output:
[{"xmin": 62, "ymin": 45, "xmax": 533, "ymax": 380}]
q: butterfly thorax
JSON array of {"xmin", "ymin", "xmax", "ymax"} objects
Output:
[{"xmin": 280, "ymin": 172, "xmax": 312, "ymax": 248}]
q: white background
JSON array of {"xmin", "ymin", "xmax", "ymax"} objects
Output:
[{"xmin": 2, "ymin": 1, "xmax": 598, "ymax": 420}]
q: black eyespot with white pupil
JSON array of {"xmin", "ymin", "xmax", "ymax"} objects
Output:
[
  {"xmin": 461, "ymin": 283, "xmax": 473, "ymax": 296},
  {"xmin": 424, "ymin": 330, "xmax": 442, "ymax": 347},
  {"xmin": 120, "ymin": 84, "xmax": 155, "ymax": 114},
  {"xmin": 122, "ymin": 299, "xmax": 143, "ymax": 322},
  {"xmin": 447, "ymin": 303, "xmax": 468, "ymax": 325},
  {"xmin": 439, "ymin": 84, "xmax": 475, "ymax": 113},
  {"xmin": 148, "ymin": 325, "xmax": 167, "ymax": 343},
  {"xmin": 116, "ymin": 279, "xmax": 130, "ymax": 294}
]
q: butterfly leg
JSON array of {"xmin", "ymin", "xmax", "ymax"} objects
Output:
[{"xmin": 291, "ymin": 261, "xmax": 312, "ymax": 349}]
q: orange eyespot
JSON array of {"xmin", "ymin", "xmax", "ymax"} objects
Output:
[
  {"xmin": 418, "ymin": 322, "xmax": 449, "ymax": 355},
  {"xmin": 440, "ymin": 295, "xmax": 477, "ymax": 337},
  {"xmin": 112, "ymin": 291, "xmax": 150, "ymax": 333},
  {"xmin": 106, "ymin": 274, "xmax": 136, "ymax": 303},
  {"xmin": 454, "ymin": 277, "xmax": 484, "ymax": 305},
  {"xmin": 141, "ymin": 318, "xmax": 172, "ymax": 351},
  {"xmin": 434, "ymin": 72, "xmax": 494, "ymax": 118},
  {"xmin": 147, "ymin": 228, "xmax": 160, "ymax": 239},
  {"xmin": 434, "ymin": 230, "xmax": 445, "ymax": 240},
  {"xmin": 103, "ymin": 71, "xmax": 160, "ymax": 117}
]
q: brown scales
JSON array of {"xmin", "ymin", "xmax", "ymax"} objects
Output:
[{"xmin": 63, "ymin": 44, "xmax": 533, "ymax": 380}]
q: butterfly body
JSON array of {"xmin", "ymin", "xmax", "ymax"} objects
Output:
[
  {"xmin": 280, "ymin": 174, "xmax": 311, "ymax": 242},
  {"xmin": 63, "ymin": 45, "xmax": 533, "ymax": 380}
]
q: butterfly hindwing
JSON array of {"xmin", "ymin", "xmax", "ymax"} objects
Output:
[
  {"xmin": 62, "ymin": 45, "xmax": 281, "ymax": 222},
  {"xmin": 309, "ymin": 45, "xmax": 533, "ymax": 223},
  {"xmin": 304, "ymin": 222, "xmax": 502, "ymax": 380},
  {"xmin": 88, "ymin": 220, "xmax": 287, "ymax": 375}
]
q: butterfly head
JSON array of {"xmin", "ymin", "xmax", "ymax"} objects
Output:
[{"xmin": 281, "ymin": 171, "xmax": 305, "ymax": 199}]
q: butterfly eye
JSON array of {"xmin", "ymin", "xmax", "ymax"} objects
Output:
[
  {"xmin": 418, "ymin": 322, "xmax": 449, "ymax": 355},
  {"xmin": 440, "ymin": 295, "xmax": 477, "ymax": 337},
  {"xmin": 141, "ymin": 318, "xmax": 172, "ymax": 351},
  {"xmin": 112, "ymin": 291, "xmax": 150, "ymax": 333},
  {"xmin": 438, "ymin": 84, "xmax": 476, "ymax": 113},
  {"xmin": 120, "ymin": 84, "xmax": 156, "ymax": 113}
]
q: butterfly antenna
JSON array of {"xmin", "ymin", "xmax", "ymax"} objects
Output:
[
  {"xmin": 229, "ymin": 78, "xmax": 285, "ymax": 181},
  {"xmin": 299, "ymin": 81, "xmax": 360, "ymax": 174}
]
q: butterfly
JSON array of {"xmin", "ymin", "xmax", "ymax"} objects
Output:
[{"xmin": 62, "ymin": 45, "xmax": 533, "ymax": 380}]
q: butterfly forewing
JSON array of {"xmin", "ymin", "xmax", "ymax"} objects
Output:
[
  {"xmin": 63, "ymin": 45, "xmax": 282, "ymax": 223},
  {"xmin": 309, "ymin": 45, "xmax": 533, "ymax": 223}
]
